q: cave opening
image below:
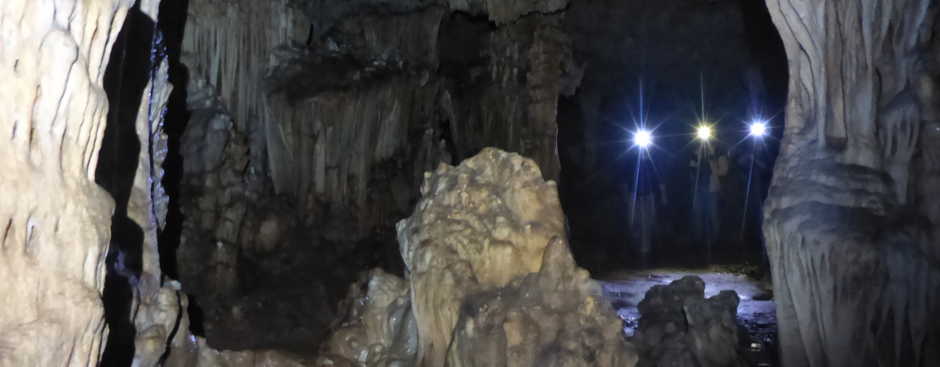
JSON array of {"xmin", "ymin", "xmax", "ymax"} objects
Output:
[
  {"xmin": 558, "ymin": 0, "xmax": 788, "ymax": 364},
  {"xmin": 559, "ymin": 0, "xmax": 787, "ymax": 274}
]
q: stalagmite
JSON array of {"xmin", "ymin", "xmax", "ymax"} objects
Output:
[
  {"xmin": 0, "ymin": 0, "xmax": 133, "ymax": 365},
  {"xmin": 318, "ymin": 148, "xmax": 637, "ymax": 367}
]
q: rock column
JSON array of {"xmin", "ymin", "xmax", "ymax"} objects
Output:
[
  {"xmin": 763, "ymin": 0, "xmax": 940, "ymax": 366},
  {"xmin": 0, "ymin": 0, "xmax": 133, "ymax": 365}
]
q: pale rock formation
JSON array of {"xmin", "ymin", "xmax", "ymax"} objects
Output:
[
  {"xmin": 318, "ymin": 148, "xmax": 637, "ymax": 367},
  {"xmin": 316, "ymin": 269, "xmax": 417, "ymax": 366},
  {"xmin": 0, "ymin": 0, "xmax": 134, "ymax": 365},
  {"xmin": 397, "ymin": 148, "xmax": 569, "ymax": 366},
  {"xmin": 763, "ymin": 0, "xmax": 940, "ymax": 365},
  {"xmin": 134, "ymin": 281, "xmax": 188, "ymax": 367},
  {"xmin": 125, "ymin": 12, "xmax": 187, "ymax": 367},
  {"xmin": 444, "ymin": 238, "xmax": 635, "ymax": 367},
  {"xmin": 632, "ymin": 276, "xmax": 745, "ymax": 367}
]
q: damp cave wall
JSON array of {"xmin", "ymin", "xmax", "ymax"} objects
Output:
[
  {"xmin": 763, "ymin": 0, "xmax": 940, "ymax": 366},
  {"xmin": 173, "ymin": 0, "xmax": 578, "ymax": 351}
]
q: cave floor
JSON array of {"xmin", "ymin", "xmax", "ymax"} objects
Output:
[{"xmin": 599, "ymin": 268, "xmax": 777, "ymax": 366}]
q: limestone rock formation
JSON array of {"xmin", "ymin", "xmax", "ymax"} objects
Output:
[
  {"xmin": 317, "ymin": 148, "xmax": 637, "ymax": 367},
  {"xmin": 126, "ymin": 8, "xmax": 187, "ymax": 367},
  {"xmin": 444, "ymin": 238, "xmax": 635, "ymax": 367},
  {"xmin": 397, "ymin": 148, "xmax": 570, "ymax": 365},
  {"xmin": 0, "ymin": 0, "xmax": 135, "ymax": 365},
  {"xmin": 632, "ymin": 276, "xmax": 745, "ymax": 367},
  {"xmin": 316, "ymin": 269, "xmax": 417, "ymax": 366},
  {"xmin": 763, "ymin": 0, "xmax": 940, "ymax": 365},
  {"xmin": 176, "ymin": 0, "xmax": 577, "ymax": 351}
]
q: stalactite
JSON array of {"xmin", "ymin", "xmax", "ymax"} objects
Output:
[
  {"xmin": 174, "ymin": 0, "xmax": 575, "ymax": 352},
  {"xmin": 182, "ymin": 0, "xmax": 306, "ymax": 173},
  {"xmin": 266, "ymin": 76, "xmax": 446, "ymax": 231}
]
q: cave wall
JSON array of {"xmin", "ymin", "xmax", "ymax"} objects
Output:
[
  {"xmin": 174, "ymin": 0, "xmax": 577, "ymax": 352},
  {"xmin": 0, "ymin": 0, "xmax": 132, "ymax": 365},
  {"xmin": 763, "ymin": 0, "xmax": 940, "ymax": 365}
]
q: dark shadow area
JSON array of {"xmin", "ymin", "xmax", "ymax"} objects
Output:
[
  {"xmin": 158, "ymin": 0, "xmax": 205, "ymax": 336},
  {"xmin": 559, "ymin": 0, "xmax": 787, "ymax": 275},
  {"xmin": 157, "ymin": 0, "xmax": 189, "ymax": 284},
  {"xmin": 97, "ymin": 3, "xmax": 155, "ymax": 365}
]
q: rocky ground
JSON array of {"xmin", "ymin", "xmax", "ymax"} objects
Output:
[{"xmin": 600, "ymin": 268, "xmax": 777, "ymax": 367}]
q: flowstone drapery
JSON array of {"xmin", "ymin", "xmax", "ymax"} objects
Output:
[
  {"xmin": 0, "ymin": 0, "xmax": 133, "ymax": 365},
  {"xmin": 763, "ymin": 0, "xmax": 940, "ymax": 366}
]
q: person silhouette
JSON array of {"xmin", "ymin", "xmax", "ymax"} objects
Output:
[{"xmin": 690, "ymin": 144, "xmax": 727, "ymax": 262}]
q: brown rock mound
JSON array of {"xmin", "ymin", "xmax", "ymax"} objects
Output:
[{"xmin": 317, "ymin": 148, "xmax": 637, "ymax": 367}]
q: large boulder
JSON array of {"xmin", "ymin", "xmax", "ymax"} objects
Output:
[
  {"xmin": 633, "ymin": 276, "xmax": 745, "ymax": 367},
  {"xmin": 317, "ymin": 148, "xmax": 637, "ymax": 367}
]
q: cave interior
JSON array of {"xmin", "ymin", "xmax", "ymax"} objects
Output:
[{"xmin": 1, "ymin": 0, "xmax": 939, "ymax": 366}]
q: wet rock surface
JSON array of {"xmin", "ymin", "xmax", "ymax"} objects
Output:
[
  {"xmin": 633, "ymin": 276, "xmax": 744, "ymax": 367},
  {"xmin": 603, "ymin": 270, "xmax": 777, "ymax": 367},
  {"xmin": 317, "ymin": 148, "xmax": 637, "ymax": 367}
]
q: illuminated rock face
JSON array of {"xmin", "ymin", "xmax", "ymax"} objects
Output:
[
  {"xmin": 0, "ymin": 0, "xmax": 133, "ymax": 365},
  {"xmin": 763, "ymin": 1, "xmax": 940, "ymax": 365},
  {"xmin": 316, "ymin": 269, "xmax": 417, "ymax": 366},
  {"xmin": 318, "ymin": 148, "xmax": 637, "ymax": 367}
]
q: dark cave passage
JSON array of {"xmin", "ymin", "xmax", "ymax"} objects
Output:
[
  {"xmin": 557, "ymin": 1, "xmax": 788, "ymax": 365},
  {"xmin": 558, "ymin": 0, "xmax": 787, "ymax": 275},
  {"xmin": 97, "ymin": 2, "xmax": 157, "ymax": 364}
]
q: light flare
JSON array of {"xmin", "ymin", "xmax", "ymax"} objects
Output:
[
  {"xmin": 633, "ymin": 129, "xmax": 653, "ymax": 149},
  {"xmin": 749, "ymin": 121, "xmax": 768, "ymax": 137},
  {"xmin": 695, "ymin": 124, "xmax": 713, "ymax": 142}
]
